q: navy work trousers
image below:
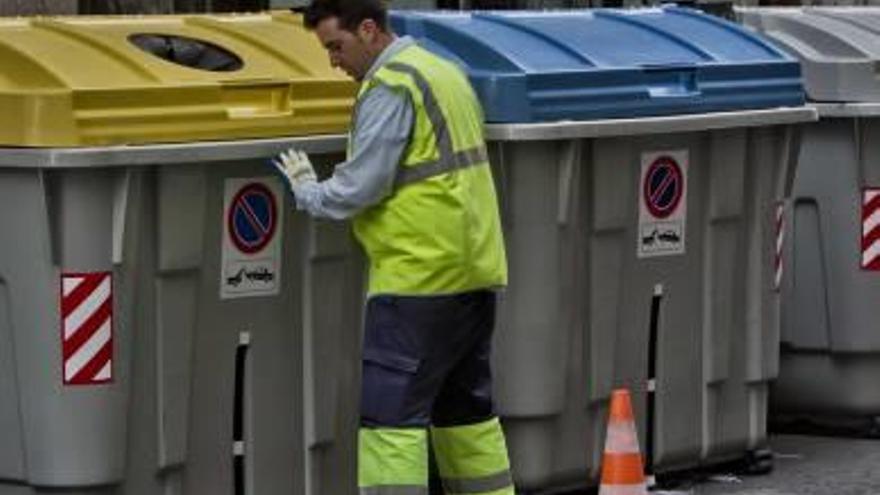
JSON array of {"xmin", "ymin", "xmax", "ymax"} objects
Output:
[{"xmin": 360, "ymin": 289, "xmax": 497, "ymax": 428}]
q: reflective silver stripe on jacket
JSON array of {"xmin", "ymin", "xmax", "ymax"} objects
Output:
[
  {"xmin": 360, "ymin": 485, "xmax": 429, "ymax": 495},
  {"xmin": 441, "ymin": 469, "xmax": 514, "ymax": 494},
  {"xmin": 384, "ymin": 61, "xmax": 488, "ymax": 188},
  {"xmin": 395, "ymin": 145, "xmax": 488, "ymax": 187}
]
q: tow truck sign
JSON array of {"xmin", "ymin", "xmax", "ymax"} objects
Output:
[
  {"xmin": 638, "ymin": 150, "xmax": 688, "ymax": 258},
  {"xmin": 221, "ymin": 178, "xmax": 284, "ymax": 299}
]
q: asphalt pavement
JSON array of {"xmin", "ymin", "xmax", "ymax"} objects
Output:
[{"xmin": 674, "ymin": 435, "xmax": 880, "ymax": 495}]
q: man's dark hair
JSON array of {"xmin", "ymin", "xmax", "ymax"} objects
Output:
[{"xmin": 300, "ymin": 0, "xmax": 389, "ymax": 32}]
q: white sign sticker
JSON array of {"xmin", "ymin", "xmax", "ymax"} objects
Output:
[
  {"xmin": 221, "ymin": 177, "xmax": 284, "ymax": 299},
  {"xmin": 638, "ymin": 150, "xmax": 688, "ymax": 258}
]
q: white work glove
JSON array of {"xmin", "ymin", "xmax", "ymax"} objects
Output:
[{"xmin": 270, "ymin": 148, "xmax": 317, "ymax": 192}]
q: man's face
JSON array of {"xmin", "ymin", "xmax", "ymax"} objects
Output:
[{"xmin": 314, "ymin": 17, "xmax": 376, "ymax": 82}]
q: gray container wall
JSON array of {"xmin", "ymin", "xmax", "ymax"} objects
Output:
[
  {"xmin": 487, "ymin": 112, "xmax": 801, "ymax": 491},
  {"xmin": 773, "ymin": 115, "xmax": 880, "ymax": 418},
  {"xmin": 489, "ymin": 139, "xmax": 597, "ymax": 488},
  {"xmin": 125, "ymin": 161, "xmax": 304, "ymax": 495},
  {"xmin": 0, "ymin": 141, "xmax": 363, "ymax": 495},
  {"xmin": 301, "ymin": 163, "xmax": 364, "ymax": 495},
  {"xmin": 0, "ymin": 168, "xmax": 128, "ymax": 488}
]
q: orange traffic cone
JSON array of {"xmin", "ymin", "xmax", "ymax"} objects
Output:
[{"xmin": 598, "ymin": 388, "xmax": 648, "ymax": 495}]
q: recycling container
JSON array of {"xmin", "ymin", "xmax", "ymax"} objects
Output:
[
  {"xmin": 0, "ymin": 12, "xmax": 362, "ymax": 495},
  {"xmin": 391, "ymin": 7, "xmax": 814, "ymax": 492},
  {"xmin": 739, "ymin": 7, "xmax": 880, "ymax": 429}
]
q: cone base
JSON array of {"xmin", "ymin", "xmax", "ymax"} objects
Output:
[{"xmin": 598, "ymin": 483, "xmax": 648, "ymax": 495}]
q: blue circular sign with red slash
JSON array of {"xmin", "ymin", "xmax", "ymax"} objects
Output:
[
  {"xmin": 228, "ymin": 182, "xmax": 278, "ymax": 255},
  {"xmin": 643, "ymin": 155, "xmax": 684, "ymax": 219}
]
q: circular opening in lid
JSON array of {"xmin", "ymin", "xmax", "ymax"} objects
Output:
[{"xmin": 129, "ymin": 33, "xmax": 244, "ymax": 72}]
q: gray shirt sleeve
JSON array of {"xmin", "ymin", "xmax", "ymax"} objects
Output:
[{"xmin": 292, "ymin": 84, "xmax": 413, "ymax": 220}]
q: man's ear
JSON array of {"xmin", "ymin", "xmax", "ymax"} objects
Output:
[{"xmin": 357, "ymin": 18, "xmax": 378, "ymax": 43}]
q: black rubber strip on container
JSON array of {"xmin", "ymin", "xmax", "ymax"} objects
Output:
[{"xmin": 233, "ymin": 339, "xmax": 249, "ymax": 495}]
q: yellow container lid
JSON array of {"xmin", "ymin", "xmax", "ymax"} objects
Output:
[{"xmin": 0, "ymin": 11, "xmax": 356, "ymax": 147}]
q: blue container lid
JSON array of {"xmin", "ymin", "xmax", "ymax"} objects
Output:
[{"xmin": 390, "ymin": 7, "xmax": 805, "ymax": 123}]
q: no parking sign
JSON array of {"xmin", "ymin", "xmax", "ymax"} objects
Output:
[
  {"xmin": 638, "ymin": 150, "xmax": 688, "ymax": 258},
  {"xmin": 221, "ymin": 177, "xmax": 284, "ymax": 299}
]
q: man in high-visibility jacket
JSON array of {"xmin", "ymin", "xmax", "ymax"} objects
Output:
[{"xmin": 270, "ymin": 0, "xmax": 515, "ymax": 493}]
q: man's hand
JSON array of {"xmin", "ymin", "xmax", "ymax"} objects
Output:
[{"xmin": 271, "ymin": 148, "xmax": 317, "ymax": 191}]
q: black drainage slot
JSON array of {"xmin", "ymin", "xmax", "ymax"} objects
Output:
[{"xmin": 129, "ymin": 33, "xmax": 244, "ymax": 72}]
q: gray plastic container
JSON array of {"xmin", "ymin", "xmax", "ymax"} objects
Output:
[
  {"xmin": 0, "ymin": 136, "xmax": 363, "ymax": 495},
  {"xmin": 485, "ymin": 108, "xmax": 813, "ymax": 491},
  {"xmin": 387, "ymin": 7, "xmax": 815, "ymax": 491},
  {"xmin": 739, "ymin": 7, "xmax": 880, "ymax": 426},
  {"xmin": 0, "ymin": 11, "xmax": 368, "ymax": 495}
]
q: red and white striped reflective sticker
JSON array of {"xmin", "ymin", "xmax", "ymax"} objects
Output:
[
  {"xmin": 863, "ymin": 188, "xmax": 880, "ymax": 271},
  {"xmin": 60, "ymin": 272, "xmax": 113, "ymax": 385},
  {"xmin": 774, "ymin": 201, "xmax": 785, "ymax": 291}
]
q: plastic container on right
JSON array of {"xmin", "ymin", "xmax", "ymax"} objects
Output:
[
  {"xmin": 392, "ymin": 7, "xmax": 814, "ymax": 492},
  {"xmin": 738, "ymin": 7, "xmax": 880, "ymax": 431}
]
